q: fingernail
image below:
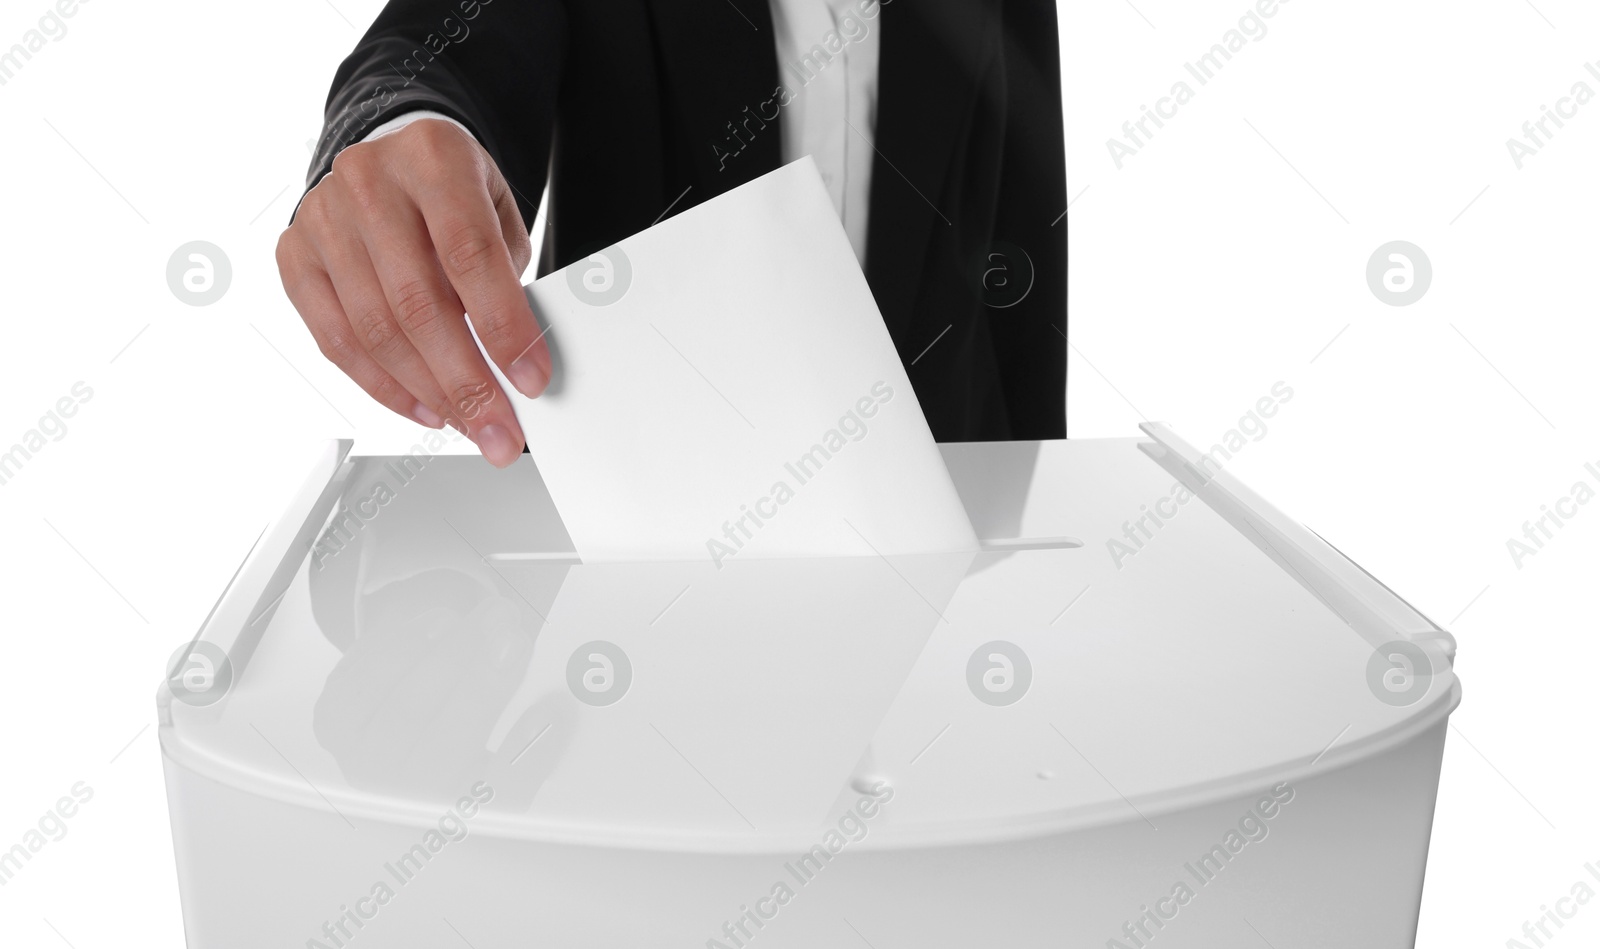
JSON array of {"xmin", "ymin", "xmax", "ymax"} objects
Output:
[
  {"xmin": 507, "ymin": 351, "xmax": 549, "ymax": 398},
  {"xmin": 411, "ymin": 402, "xmax": 444, "ymax": 428},
  {"xmin": 473, "ymin": 423, "xmax": 521, "ymax": 467}
]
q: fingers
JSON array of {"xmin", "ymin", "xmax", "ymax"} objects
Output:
[
  {"xmin": 276, "ymin": 229, "xmax": 444, "ymax": 429},
  {"xmin": 350, "ymin": 188, "xmax": 528, "ymax": 467},
  {"xmin": 390, "ymin": 261, "xmax": 528, "ymax": 466},
  {"xmin": 305, "ymin": 213, "xmax": 459, "ymax": 425},
  {"xmin": 488, "ymin": 170, "xmax": 535, "ymax": 275},
  {"xmin": 407, "ymin": 123, "xmax": 552, "ymax": 400},
  {"xmin": 278, "ymin": 119, "xmax": 545, "ymax": 469}
]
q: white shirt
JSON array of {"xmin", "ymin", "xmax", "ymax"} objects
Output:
[
  {"xmin": 361, "ymin": 0, "xmax": 881, "ymax": 265},
  {"xmin": 765, "ymin": 0, "xmax": 880, "ymax": 264}
]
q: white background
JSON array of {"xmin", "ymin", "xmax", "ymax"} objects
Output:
[{"xmin": 0, "ymin": 0, "xmax": 1595, "ymax": 945}]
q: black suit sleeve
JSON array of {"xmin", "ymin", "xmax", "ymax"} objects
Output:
[
  {"xmin": 298, "ymin": 0, "xmax": 567, "ymax": 229},
  {"xmin": 989, "ymin": 0, "xmax": 1068, "ymax": 438}
]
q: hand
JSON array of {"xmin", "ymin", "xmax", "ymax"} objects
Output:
[{"xmin": 276, "ymin": 118, "xmax": 550, "ymax": 467}]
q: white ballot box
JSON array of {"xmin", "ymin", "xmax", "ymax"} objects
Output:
[{"xmin": 158, "ymin": 429, "xmax": 1458, "ymax": 949}]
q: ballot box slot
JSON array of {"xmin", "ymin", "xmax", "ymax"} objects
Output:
[{"xmin": 977, "ymin": 536, "xmax": 1082, "ymax": 551}]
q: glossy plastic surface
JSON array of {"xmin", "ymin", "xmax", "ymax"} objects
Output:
[{"xmin": 160, "ymin": 437, "xmax": 1459, "ymax": 850}]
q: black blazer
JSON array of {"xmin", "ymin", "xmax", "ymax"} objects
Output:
[{"xmin": 306, "ymin": 0, "xmax": 1067, "ymax": 441}]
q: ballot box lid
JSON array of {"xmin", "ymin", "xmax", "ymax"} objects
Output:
[{"xmin": 158, "ymin": 433, "xmax": 1458, "ymax": 852}]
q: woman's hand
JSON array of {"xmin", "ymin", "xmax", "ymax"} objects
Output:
[{"xmin": 276, "ymin": 118, "xmax": 550, "ymax": 467}]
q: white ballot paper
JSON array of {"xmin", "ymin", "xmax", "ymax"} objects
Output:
[{"xmin": 482, "ymin": 157, "xmax": 977, "ymax": 563}]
